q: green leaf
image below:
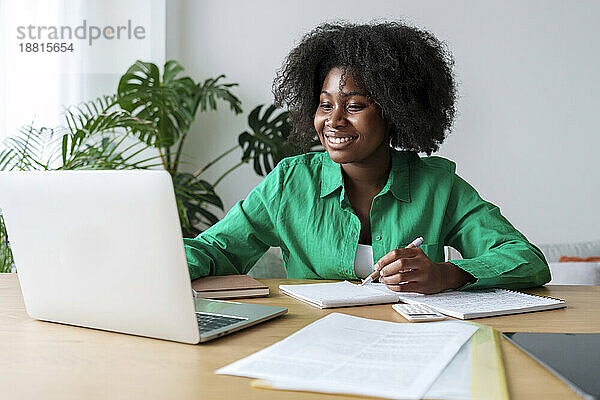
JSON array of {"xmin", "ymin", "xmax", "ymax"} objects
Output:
[
  {"xmin": 171, "ymin": 171, "xmax": 224, "ymax": 237},
  {"xmin": 117, "ymin": 60, "xmax": 196, "ymax": 149},
  {"xmin": 237, "ymin": 104, "xmax": 301, "ymax": 176},
  {"xmin": 1, "ymin": 126, "xmax": 59, "ymax": 170},
  {"xmin": 163, "ymin": 60, "xmax": 185, "ymax": 83},
  {"xmin": 194, "ymin": 74, "xmax": 242, "ymax": 115}
]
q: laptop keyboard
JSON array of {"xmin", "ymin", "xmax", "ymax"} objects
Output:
[{"xmin": 196, "ymin": 312, "xmax": 247, "ymax": 333}]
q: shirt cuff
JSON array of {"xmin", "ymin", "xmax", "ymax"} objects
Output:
[
  {"xmin": 448, "ymin": 258, "xmax": 517, "ymax": 290},
  {"xmin": 184, "ymin": 238, "xmax": 211, "ymax": 280}
]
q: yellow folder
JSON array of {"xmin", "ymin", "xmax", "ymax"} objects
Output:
[{"xmin": 470, "ymin": 323, "xmax": 509, "ymax": 400}]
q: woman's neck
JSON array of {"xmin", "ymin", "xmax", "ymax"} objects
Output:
[{"xmin": 341, "ymin": 147, "xmax": 391, "ymax": 193}]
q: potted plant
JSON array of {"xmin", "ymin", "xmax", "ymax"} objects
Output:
[{"xmin": 116, "ymin": 60, "xmax": 320, "ymax": 237}]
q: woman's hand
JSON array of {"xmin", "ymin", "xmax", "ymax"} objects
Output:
[{"xmin": 374, "ymin": 248, "xmax": 474, "ymax": 294}]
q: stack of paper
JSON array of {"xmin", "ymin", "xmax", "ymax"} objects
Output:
[{"xmin": 217, "ymin": 313, "xmax": 479, "ymax": 400}]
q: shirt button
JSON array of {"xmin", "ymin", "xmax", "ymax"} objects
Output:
[{"xmin": 375, "ymin": 235, "xmax": 382, "ymax": 241}]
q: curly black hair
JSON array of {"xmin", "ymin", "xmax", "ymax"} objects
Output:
[{"xmin": 273, "ymin": 21, "xmax": 457, "ymax": 155}]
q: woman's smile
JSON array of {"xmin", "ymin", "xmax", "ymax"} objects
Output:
[{"xmin": 324, "ymin": 131, "xmax": 359, "ymax": 147}]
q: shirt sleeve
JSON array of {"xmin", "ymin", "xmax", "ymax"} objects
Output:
[
  {"xmin": 183, "ymin": 165, "xmax": 283, "ymax": 280},
  {"xmin": 443, "ymin": 174, "xmax": 551, "ymax": 290}
]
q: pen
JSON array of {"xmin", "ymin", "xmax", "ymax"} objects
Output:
[{"xmin": 360, "ymin": 236, "xmax": 424, "ymax": 286}]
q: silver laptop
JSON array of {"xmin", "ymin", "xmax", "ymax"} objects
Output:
[{"xmin": 0, "ymin": 170, "xmax": 287, "ymax": 343}]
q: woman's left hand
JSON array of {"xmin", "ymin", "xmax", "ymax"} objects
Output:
[{"xmin": 374, "ymin": 247, "xmax": 474, "ymax": 294}]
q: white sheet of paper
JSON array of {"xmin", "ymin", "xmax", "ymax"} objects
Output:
[
  {"xmin": 263, "ymin": 332, "xmax": 474, "ymax": 400},
  {"xmin": 216, "ymin": 313, "xmax": 478, "ymax": 400},
  {"xmin": 424, "ymin": 338, "xmax": 472, "ymax": 399}
]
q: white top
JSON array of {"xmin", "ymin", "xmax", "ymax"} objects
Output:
[{"xmin": 354, "ymin": 244, "xmax": 374, "ymax": 279}]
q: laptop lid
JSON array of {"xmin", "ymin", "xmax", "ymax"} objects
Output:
[
  {"xmin": 503, "ymin": 332, "xmax": 600, "ymax": 400},
  {"xmin": 0, "ymin": 170, "xmax": 200, "ymax": 344}
]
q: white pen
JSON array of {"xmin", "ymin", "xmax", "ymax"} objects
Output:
[{"xmin": 360, "ymin": 237, "xmax": 424, "ymax": 286}]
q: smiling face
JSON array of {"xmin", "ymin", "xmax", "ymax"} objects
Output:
[{"xmin": 314, "ymin": 67, "xmax": 390, "ymax": 165}]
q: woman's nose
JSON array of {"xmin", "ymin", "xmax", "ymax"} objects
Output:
[{"xmin": 326, "ymin": 106, "xmax": 347, "ymax": 128}]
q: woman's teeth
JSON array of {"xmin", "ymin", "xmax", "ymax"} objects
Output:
[{"xmin": 327, "ymin": 136, "xmax": 357, "ymax": 144}]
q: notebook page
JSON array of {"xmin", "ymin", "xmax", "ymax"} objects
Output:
[
  {"xmin": 279, "ymin": 281, "xmax": 400, "ymax": 308},
  {"xmin": 217, "ymin": 313, "xmax": 478, "ymax": 400}
]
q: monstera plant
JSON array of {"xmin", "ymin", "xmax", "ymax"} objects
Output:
[
  {"xmin": 116, "ymin": 60, "xmax": 319, "ymax": 237},
  {"xmin": 116, "ymin": 61, "xmax": 241, "ymax": 235}
]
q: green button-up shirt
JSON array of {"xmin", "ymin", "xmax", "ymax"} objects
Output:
[{"xmin": 184, "ymin": 150, "xmax": 550, "ymax": 290}]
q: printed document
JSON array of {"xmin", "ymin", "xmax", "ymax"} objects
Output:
[{"xmin": 216, "ymin": 313, "xmax": 478, "ymax": 399}]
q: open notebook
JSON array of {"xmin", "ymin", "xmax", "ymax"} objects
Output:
[{"xmin": 278, "ymin": 281, "xmax": 566, "ymax": 319}]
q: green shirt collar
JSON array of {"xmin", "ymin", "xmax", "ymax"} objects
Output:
[{"xmin": 319, "ymin": 149, "xmax": 417, "ymax": 202}]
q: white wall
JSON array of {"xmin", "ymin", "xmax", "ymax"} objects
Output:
[{"xmin": 167, "ymin": 0, "xmax": 600, "ymax": 245}]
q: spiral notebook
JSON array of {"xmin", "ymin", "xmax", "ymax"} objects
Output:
[
  {"xmin": 279, "ymin": 281, "xmax": 566, "ymax": 319},
  {"xmin": 392, "ymin": 288, "xmax": 566, "ymax": 319}
]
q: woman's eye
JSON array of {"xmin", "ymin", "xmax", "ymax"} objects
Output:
[
  {"xmin": 347, "ymin": 104, "xmax": 365, "ymax": 112},
  {"xmin": 319, "ymin": 103, "xmax": 333, "ymax": 110}
]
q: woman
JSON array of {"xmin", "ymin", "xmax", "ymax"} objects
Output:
[{"xmin": 184, "ymin": 22, "xmax": 550, "ymax": 294}]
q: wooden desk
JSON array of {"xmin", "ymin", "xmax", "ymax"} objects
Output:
[{"xmin": 0, "ymin": 274, "xmax": 598, "ymax": 400}]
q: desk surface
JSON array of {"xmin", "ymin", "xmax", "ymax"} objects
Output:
[{"xmin": 1, "ymin": 273, "xmax": 598, "ymax": 400}]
